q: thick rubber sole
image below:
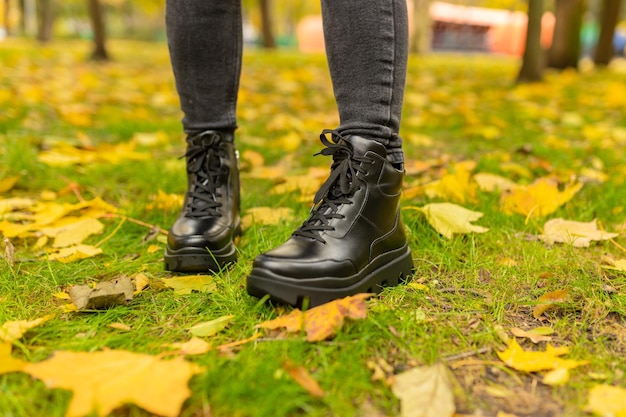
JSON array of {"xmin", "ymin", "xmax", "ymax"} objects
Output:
[
  {"xmin": 246, "ymin": 245, "xmax": 413, "ymax": 308},
  {"xmin": 164, "ymin": 239, "xmax": 238, "ymax": 273}
]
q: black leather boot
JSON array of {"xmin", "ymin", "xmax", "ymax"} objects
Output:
[
  {"xmin": 165, "ymin": 130, "xmax": 241, "ymax": 272},
  {"xmin": 247, "ymin": 131, "xmax": 413, "ymax": 307}
]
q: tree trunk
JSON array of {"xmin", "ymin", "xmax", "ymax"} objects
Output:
[
  {"xmin": 22, "ymin": 0, "xmax": 37, "ymax": 36},
  {"xmin": 548, "ymin": 0, "xmax": 584, "ymax": 70},
  {"xmin": 87, "ymin": 0, "xmax": 109, "ymax": 60},
  {"xmin": 259, "ymin": 0, "xmax": 275, "ymax": 48},
  {"xmin": 518, "ymin": 0, "xmax": 544, "ymax": 83},
  {"xmin": 593, "ymin": 0, "xmax": 622, "ymax": 66},
  {"xmin": 410, "ymin": 0, "xmax": 432, "ymax": 54},
  {"xmin": 36, "ymin": 0, "xmax": 53, "ymax": 42}
]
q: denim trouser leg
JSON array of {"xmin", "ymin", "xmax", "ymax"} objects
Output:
[
  {"xmin": 165, "ymin": 1, "xmax": 242, "ymax": 134},
  {"xmin": 321, "ymin": 0, "xmax": 408, "ymax": 163}
]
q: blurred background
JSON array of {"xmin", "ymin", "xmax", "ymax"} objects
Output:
[{"xmin": 1, "ymin": 0, "xmax": 625, "ymax": 66}]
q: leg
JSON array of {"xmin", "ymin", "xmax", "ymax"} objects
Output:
[
  {"xmin": 247, "ymin": 0, "xmax": 413, "ymax": 307},
  {"xmin": 164, "ymin": 1, "xmax": 242, "ymax": 272}
]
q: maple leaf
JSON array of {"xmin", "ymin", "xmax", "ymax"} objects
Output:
[
  {"xmin": 538, "ymin": 218, "xmax": 618, "ymax": 247},
  {"xmin": 532, "ymin": 289, "xmax": 569, "ymax": 319},
  {"xmin": 409, "ymin": 203, "xmax": 489, "ymax": 239},
  {"xmin": 0, "ymin": 314, "xmax": 55, "ymax": 343},
  {"xmin": 40, "ymin": 217, "xmax": 104, "ymax": 248},
  {"xmin": 0, "ymin": 342, "xmax": 28, "ymax": 375},
  {"xmin": 510, "ymin": 327, "xmax": 554, "ymax": 344},
  {"xmin": 501, "ymin": 178, "xmax": 583, "ymax": 219},
  {"xmin": 391, "ymin": 362, "xmax": 456, "ymax": 417},
  {"xmin": 24, "ymin": 350, "xmax": 203, "ymax": 417},
  {"xmin": 256, "ymin": 293, "xmax": 372, "ymax": 342},
  {"xmin": 585, "ymin": 384, "xmax": 626, "ymax": 417},
  {"xmin": 46, "ymin": 244, "xmax": 103, "ymax": 263},
  {"xmin": 496, "ymin": 339, "xmax": 588, "ymax": 373},
  {"xmin": 424, "ymin": 163, "xmax": 477, "ymax": 204},
  {"xmin": 161, "ymin": 275, "xmax": 216, "ymax": 295}
]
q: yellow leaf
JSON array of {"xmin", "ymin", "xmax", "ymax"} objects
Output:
[
  {"xmin": 283, "ymin": 360, "xmax": 325, "ymax": 398},
  {"xmin": 602, "ymin": 258, "xmax": 626, "ymax": 272},
  {"xmin": 146, "ymin": 190, "xmax": 183, "ymax": 211},
  {"xmin": 501, "ymin": 178, "xmax": 583, "ymax": 219},
  {"xmin": 411, "ymin": 203, "xmax": 489, "ymax": 239},
  {"xmin": 425, "ymin": 165, "xmax": 477, "ymax": 204},
  {"xmin": 585, "ymin": 385, "xmax": 626, "ymax": 417},
  {"xmin": 496, "ymin": 339, "xmax": 588, "ymax": 373},
  {"xmin": 257, "ymin": 293, "xmax": 372, "ymax": 342},
  {"xmin": 241, "ymin": 207, "xmax": 295, "ymax": 230},
  {"xmin": 473, "ymin": 173, "xmax": 518, "ymax": 193},
  {"xmin": 24, "ymin": 350, "xmax": 203, "ymax": 417},
  {"xmin": 189, "ymin": 315, "xmax": 234, "ymax": 337},
  {"xmin": 166, "ymin": 337, "xmax": 212, "ymax": 355},
  {"xmin": 542, "ymin": 367, "xmax": 570, "ymax": 386},
  {"xmin": 107, "ymin": 323, "xmax": 131, "ymax": 331},
  {"xmin": 53, "ymin": 292, "xmax": 71, "ymax": 300},
  {"xmin": 539, "ymin": 218, "xmax": 618, "ymax": 247},
  {"xmin": 0, "ymin": 342, "xmax": 28, "ymax": 375},
  {"xmin": 133, "ymin": 273, "xmax": 150, "ymax": 293},
  {"xmin": 0, "ymin": 314, "xmax": 55, "ymax": 343},
  {"xmin": 391, "ymin": 362, "xmax": 456, "ymax": 417},
  {"xmin": 40, "ymin": 217, "xmax": 104, "ymax": 248},
  {"xmin": 533, "ymin": 289, "xmax": 569, "ymax": 319},
  {"xmin": 0, "ymin": 197, "xmax": 36, "ymax": 215},
  {"xmin": 0, "ymin": 175, "xmax": 20, "ymax": 193},
  {"xmin": 46, "ymin": 244, "xmax": 103, "ymax": 263},
  {"xmin": 161, "ymin": 275, "xmax": 216, "ymax": 295},
  {"xmin": 510, "ymin": 327, "xmax": 552, "ymax": 344}
]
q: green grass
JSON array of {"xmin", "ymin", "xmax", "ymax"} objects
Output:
[{"xmin": 1, "ymin": 38, "xmax": 626, "ymax": 417}]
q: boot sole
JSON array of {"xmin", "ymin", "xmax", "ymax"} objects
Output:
[
  {"xmin": 164, "ymin": 239, "xmax": 238, "ymax": 273},
  {"xmin": 246, "ymin": 245, "xmax": 413, "ymax": 308}
]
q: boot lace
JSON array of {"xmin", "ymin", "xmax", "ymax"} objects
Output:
[
  {"xmin": 293, "ymin": 129, "xmax": 372, "ymax": 243},
  {"xmin": 184, "ymin": 133, "xmax": 226, "ymax": 219}
]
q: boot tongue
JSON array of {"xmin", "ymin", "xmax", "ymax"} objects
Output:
[{"xmin": 339, "ymin": 135, "xmax": 387, "ymax": 159}]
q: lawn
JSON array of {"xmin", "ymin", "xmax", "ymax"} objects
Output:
[{"xmin": 1, "ymin": 38, "xmax": 625, "ymax": 417}]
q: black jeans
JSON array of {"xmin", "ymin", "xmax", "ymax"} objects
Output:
[{"xmin": 165, "ymin": 0, "xmax": 408, "ymax": 163}]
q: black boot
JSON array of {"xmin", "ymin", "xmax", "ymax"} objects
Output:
[
  {"xmin": 247, "ymin": 131, "xmax": 413, "ymax": 307},
  {"xmin": 165, "ymin": 130, "xmax": 241, "ymax": 272}
]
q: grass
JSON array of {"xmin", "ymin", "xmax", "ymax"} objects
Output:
[{"xmin": 1, "ymin": 38, "xmax": 626, "ymax": 417}]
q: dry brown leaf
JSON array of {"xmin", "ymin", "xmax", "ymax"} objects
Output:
[
  {"xmin": 533, "ymin": 289, "xmax": 569, "ymax": 319},
  {"xmin": 24, "ymin": 350, "xmax": 202, "ymax": 417},
  {"xmin": 391, "ymin": 362, "xmax": 456, "ymax": 417},
  {"xmin": 256, "ymin": 293, "xmax": 373, "ymax": 342},
  {"xmin": 283, "ymin": 360, "xmax": 325, "ymax": 398},
  {"xmin": 0, "ymin": 314, "xmax": 55, "ymax": 343},
  {"xmin": 2, "ymin": 236, "xmax": 15, "ymax": 267},
  {"xmin": 68, "ymin": 276, "xmax": 134, "ymax": 310},
  {"xmin": 539, "ymin": 218, "xmax": 618, "ymax": 247}
]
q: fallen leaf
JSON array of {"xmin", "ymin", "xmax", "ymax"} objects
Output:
[
  {"xmin": 496, "ymin": 339, "xmax": 588, "ymax": 373},
  {"xmin": 68, "ymin": 276, "xmax": 134, "ymax": 310},
  {"xmin": 391, "ymin": 362, "xmax": 456, "ymax": 417},
  {"xmin": 189, "ymin": 315, "xmax": 234, "ymax": 337},
  {"xmin": 410, "ymin": 203, "xmax": 489, "ymax": 239},
  {"xmin": 166, "ymin": 337, "xmax": 212, "ymax": 355},
  {"xmin": 0, "ymin": 342, "xmax": 28, "ymax": 374},
  {"xmin": 241, "ymin": 207, "xmax": 295, "ymax": 230},
  {"xmin": 602, "ymin": 258, "xmax": 626, "ymax": 273},
  {"xmin": 539, "ymin": 218, "xmax": 618, "ymax": 247},
  {"xmin": 0, "ymin": 314, "xmax": 55, "ymax": 343},
  {"xmin": 473, "ymin": 173, "xmax": 518, "ymax": 193},
  {"xmin": 257, "ymin": 293, "xmax": 372, "ymax": 342},
  {"xmin": 2, "ymin": 236, "xmax": 15, "ymax": 267},
  {"xmin": 146, "ymin": 190, "xmax": 183, "ymax": 211},
  {"xmin": 533, "ymin": 289, "xmax": 569, "ymax": 319},
  {"xmin": 40, "ymin": 217, "xmax": 104, "ymax": 248},
  {"xmin": 107, "ymin": 323, "xmax": 131, "ymax": 331},
  {"xmin": 283, "ymin": 360, "xmax": 325, "ymax": 398},
  {"xmin": 542, "ymin": 367, "xmax": 570, "ymax": 386},
  {"xmin": 46, "ymin": 244, "xmax": 103, "ymax": 263},
  {"xmin": 0, "ymin": 175, "xmax": 20, "ymax": 193},
  {"xmin": 133, "ymin": 273, "xmax": 151, "ymax": 293},
  {"xmin": 501, "ymin": 178, "xmax": 582, "ymax": 219},
  {"xmin": 585, "ymin": 384, "xmax": 626, "ymax": 417},
  {"xmin": 510, "ymin": 327, "xmax": 553, "ymax": 343},
  {"xmin": 161, "ymin": 275, "xmax": 216, "ymax": 295},
  {"xmin": 424, "ymin": 164, "xmax": 477, "ymax": 204},
  {"xmin": 24, "ymin": 350, "xmax": 202, "ymax": 417}
]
